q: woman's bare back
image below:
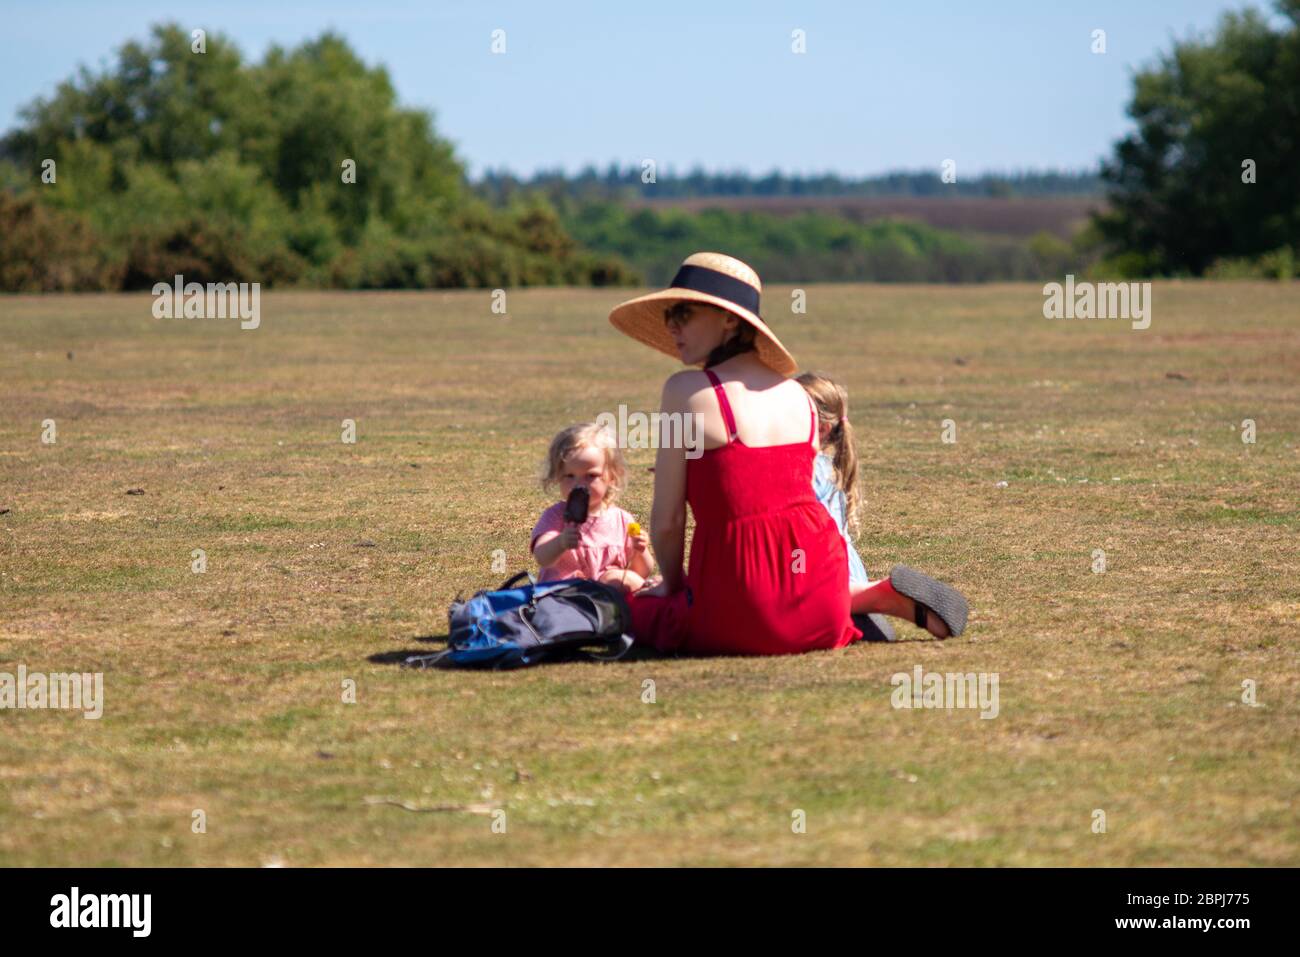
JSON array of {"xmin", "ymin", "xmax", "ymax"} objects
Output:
[{"xmin": 681, "ymin": 353, "xmax": 815, "ymax": 451}]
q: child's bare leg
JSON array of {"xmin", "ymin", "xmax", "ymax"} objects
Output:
[
  {"xmin": 599, "ymin": 568, "xmax": 645, "ymax": 593},
  {"xmin": 850, "ymin": 579, "xmax": 950, "ymax": 639},
  {"xmin": 849, "ymin": 579, "xmax": 901, "ymax": 615}
]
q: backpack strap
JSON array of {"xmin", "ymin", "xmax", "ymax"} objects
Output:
[
  {"xmin": 703, "ymin": 369, "xmax": 738, "ymax": 443},
  {"xmin": 402, "ymin": 649, "xmax": 453, "ymax": 669},
  {"xmin": 498, "ymin": 570, "xmax": 537, "ymax": 590}
]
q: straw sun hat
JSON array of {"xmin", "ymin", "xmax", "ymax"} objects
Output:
[{"xmin": 608, "ymin": 252, "xmax": 797, "ymax": 376}]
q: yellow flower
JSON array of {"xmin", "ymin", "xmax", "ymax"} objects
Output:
[{"xmin": 627, "ymin": 522, "xmax": 642, "ymax": 537}]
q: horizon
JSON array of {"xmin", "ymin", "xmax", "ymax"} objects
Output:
[
  {"xmin": 472, "ymin": 162, "xmax": 1104, "ymax": 181},
  {"xmin": 0, "ymin": 0, "xmax": 1270, "ymax": 180}
]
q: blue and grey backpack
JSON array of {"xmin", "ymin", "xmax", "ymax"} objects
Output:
[{"xmin": 404, "ymin": 571, "xmax": 635, "ymax": 670}]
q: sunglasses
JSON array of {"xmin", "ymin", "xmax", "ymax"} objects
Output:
[{"xmin": 662, "ymin": 302, "xmax": 699, "ymax": 333}]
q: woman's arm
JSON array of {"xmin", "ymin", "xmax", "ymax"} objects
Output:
[{"xmin": 650, "ymin": 374, "xmax": 692, "ymax": 592}]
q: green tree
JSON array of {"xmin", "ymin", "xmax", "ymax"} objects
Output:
[
  {"xmin": 254, "ymin": 33, "xmax": 464, "ymax": 243},
  {"xmin": 0, "ymin": 23, "xmax": 635, "ymax": 290},
  {"xmin": 1095, "ymin": 1, "xmax": 1300, "ymax": 275}
]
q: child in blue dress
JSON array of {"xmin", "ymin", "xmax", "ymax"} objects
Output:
[{"xmin": 797, "ymin": 372, "xmax": 895, "ymax": 641}]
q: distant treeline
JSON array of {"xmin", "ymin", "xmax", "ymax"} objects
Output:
[
  {"xmin": 476, "ymin": 166, "xmax": 1103, "ymax": 205},
  {"xmin": 560, "ymin": 201, "xmax": 1091, "ymax": 286}
]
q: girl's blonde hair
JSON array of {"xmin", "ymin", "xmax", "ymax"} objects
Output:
[
  {"xmin": 796, "ymin": 372, "xmax": 861, "ymax": 538},
  {"xmin": 539, "ymin": 422, "xmax": 626, "ymax": 505}
]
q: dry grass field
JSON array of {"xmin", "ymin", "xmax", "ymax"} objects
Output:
[{"xmin": 0, "ymin": 280, "xmax": 1296, "ymax": 866}]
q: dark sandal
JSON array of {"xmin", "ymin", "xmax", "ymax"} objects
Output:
[{"xmin": 889, "ymin": 565, "xmax": 969, "ymax": 638}]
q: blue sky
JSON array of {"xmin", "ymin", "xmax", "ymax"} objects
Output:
[{"xmin": 0, "ymin": 0, "xmax": 1269, "ymax": 178}]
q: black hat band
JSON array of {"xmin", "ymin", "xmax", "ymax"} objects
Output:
[{"xmin": 669, "ymin": 264, "xmax": 762, "ymax": 317}]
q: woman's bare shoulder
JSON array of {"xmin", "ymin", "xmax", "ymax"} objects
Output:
[{"xmin": 661, "ymin": 368, "xmax": 712, "ymax": 404}]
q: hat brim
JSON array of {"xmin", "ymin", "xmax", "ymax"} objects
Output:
[{"xmin": 608, "ymin": 288, "xmax": 797, "ymax": 376}]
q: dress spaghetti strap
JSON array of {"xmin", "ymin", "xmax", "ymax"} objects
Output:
[{"xmin": 703, "ymin": 369, "xmax": 738, "ymax": 442}]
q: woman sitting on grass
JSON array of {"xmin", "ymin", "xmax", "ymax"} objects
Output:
[{"xmin": 608, "ymin": 252, "xmax": 967, "ymax": 655}]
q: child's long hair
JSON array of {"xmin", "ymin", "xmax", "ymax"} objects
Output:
[
  {"xmin": 539, "ymin": 422, "xmax": 626, "ymax": 505},
  {"xmin": 796, "ymin": 372, "xmax": 861, "ymax": 538}
]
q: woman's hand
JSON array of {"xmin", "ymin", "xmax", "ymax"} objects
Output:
[{"xmin": 634, "ymin": 578, "xmax": 672, "ymax": 599}]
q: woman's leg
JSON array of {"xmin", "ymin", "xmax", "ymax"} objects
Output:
[
  {"xmin": 850, "ymin": 578, "xmax": 951, "ymax": 639},
  {"xmin": 626, "ymin": 589, "xmax": 690, "ymax": 653}
]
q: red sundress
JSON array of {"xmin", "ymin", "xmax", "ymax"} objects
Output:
[{"xmin": 627, "ymin": 370, "xmax": 862, "ymax": 655}]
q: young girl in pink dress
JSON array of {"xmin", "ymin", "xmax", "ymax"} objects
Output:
[{"xmin": 530, "ymin": 422, "xmax": 655, "ymax": 594}]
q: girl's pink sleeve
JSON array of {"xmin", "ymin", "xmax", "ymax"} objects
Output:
[{"xmin": 530, "ymin": 503, "xmax": 563, "ymax": 552}]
